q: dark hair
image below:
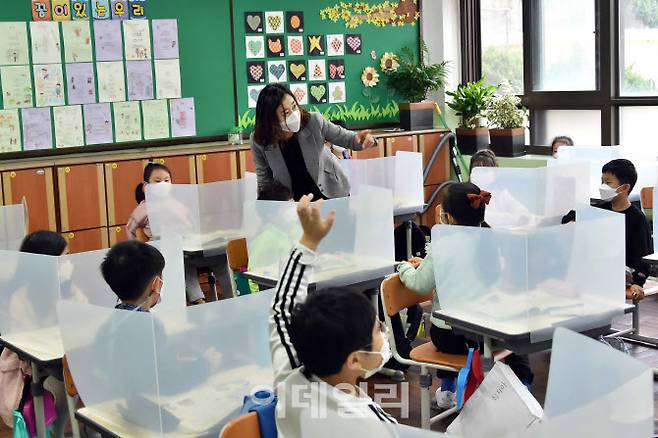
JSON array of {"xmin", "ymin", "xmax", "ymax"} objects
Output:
[
  {"xmin": 253, "ymin": 84, "xmax": 311, "ymax": 146},
  {"xmin": 20, "ymin": 231, "xmax": 67, "ymax": 256},
  {"xmin": 469, "ymin": 149, "xmax": 498, "ymax": 175},
  {"xmin": 443, "ymin": 182, "xmax": 486, "ymax": 227},
  {"xmin": 135, "ymin": 162, "xmax": 172, "ymax": 204},
  {"xmin": 331, "ymin": 119, "xmax": 348, "ymax": 129},
  {"xmin": 101, "ymin": 240, "xmax": 165, "ymax": 302},
  {"xmin": 602, "ymin": 158, "xmax": 638, "ymax": 192},
  {"xmin": 290, "ymin": 289, "xmax": 376, "ymax": 377},
  {"xmin": 258, "ymin": 181, "xmax": 293, "ymax": 201},
  {"xmin": 551, "ymin": 136, "xmax": 574, "ymax": 148}
]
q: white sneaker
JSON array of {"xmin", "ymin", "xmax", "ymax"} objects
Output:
[{"xmin": 435, "ymin": 388, "xmax": 456, "ymax": 409}]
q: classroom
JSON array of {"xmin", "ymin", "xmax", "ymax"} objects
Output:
[{"xmin": 0, "ymin": 0, "xmax": 656, "ymax": 437}]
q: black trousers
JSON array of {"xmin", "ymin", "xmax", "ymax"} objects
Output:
[{"xmin": 430, "ymin": 324, "xmax": 534, "ymax": 384}]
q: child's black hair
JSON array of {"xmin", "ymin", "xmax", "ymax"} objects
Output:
[
  {"xmin": 442, "ymin": 182, "xmax": 487, "ymax": 227},
  {"xmin": 602, "ymin": 158, "xmax": 638, "ymax": 192},
  {"xmin": 289, "ymin": 289, "xmax": 375, "ymax": 377},
  {"xmin": 101, "ymin": 240, "xmax": 165, "ymax": 302},
  {"xmin": 257, "ymin": 181, "xmax": 293, "ymax": 201},
  {"xmin": 469, "ymin": 149, "xmax": 498, "ymax": 175},
  {"xmin": 20, "ymin": 231, "xmax": 67, "ymax": 256},
  {"xmin": 551, "ymin": 136, "xmax": 574, "ymax": 148},
  {"xmin": 135, "ymin": 162, "xmax": 172, "ymax": 204}
]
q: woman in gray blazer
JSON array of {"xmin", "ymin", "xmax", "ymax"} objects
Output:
[{"xmin": 250, "ymin": 84, "xmax": 376, "ymax": 200}]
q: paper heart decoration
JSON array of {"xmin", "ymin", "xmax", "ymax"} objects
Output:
[
  {"xmin": 332, "ymin": 87, "xmax": 344, "ymax": 101},
  {"xmin": 310, "ymin": 85, "xmax": 326, "ymax": 101},
  {"xmin": 269, "ymin": 63, "xmax": 285, "ymax": 79},
  {"xmin": 268, "ymin": 38, "xmax": 282, "ymax": 53},
  {"xmin": 293, "ymin": 88, "xmax": 305, "ymax": 102},
  {"xmin": 329, "ymin": 64, "xmax": 337, "ymax": 79},
  {"xmin": 290, "ymin": 39, "xmax": 302, "ymax": 54},
  {"xmin": 247, "ymin": 15, "xmax": 261, "ymax": 31},
  {"xmin": 250, "ymin": 89, "xmax": 260, "ymax": 102},
  {"xmin": 249, "ymin": 65, "xmax": 263, "ymax": 80},
  {"xmin": 267, "ymin": 15, "xmax": 282, "ymax": 31},
  {"xmin": 330, "ymin": 38, "xmax": 342, "ymax": 53},
  {"xmin": 336, "ymin": 65, "xmax": 345, "ymax": 77},
  {"xmin": 290, "ymin": 63, "xmax": 306, "ymax": 79},
  {"xmin": 248, "ymin": 40, "xmax": 262, "ymax": 55},
  {"xmin": 347, "ymin": 36, "xmax": 361, "ymax": 51}
]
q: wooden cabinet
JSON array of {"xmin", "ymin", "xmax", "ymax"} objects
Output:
[
  {"xmin": 419, "ymin": 133, "xmax": 450, "ymax": 186},
  {"xmin": 108, "ymin": 225, "xmax": 129, "ymax": 246},
  {"xmin": 385, "ymin": 135, "xmax": 418, "ymax": 156},
  {"xmin": 148, "ymin": 155, "xmax": 196, "ymax": 183},
  {"xmin": 196, "ymin": 152, "xmax": 238, "ymax": 183},
  {"xmin": 64, "ymin": 228, "xmax": 109, "ymax": 253},
  {"xmin": 105, "ymin": 160, "xmax": 144, "ymax": 226},
  {"xmin": 2, "ymin": 167, "xmax": 57, "ymax": 232},
  {"xmin": 239, "ymin": 150, "xmax": 256, "ymax": 177},
  {"xmin": 421, "ymin": 185, "xmax": 440, "ymax": 228},
  {"xmin": 352, "ymin": 143, "xmax": 385, "ymax": 160},
  {"xmin": 57, "ymin": 164, "xmax": 107, "ymax": 232}
]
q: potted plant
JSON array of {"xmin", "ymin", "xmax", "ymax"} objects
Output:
[
  {"xmin": 382, "ymin": 41, "xmax": 449, "ymax": 131},
  {"xmin": 487, "ymin": 85, "xmax": 528, "ymax": 157},
  {"xmin": 446, "ymin": 78, "xmax": 497, "ymax": 154}
]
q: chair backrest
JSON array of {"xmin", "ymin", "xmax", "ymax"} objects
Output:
[
  {"xmin": 135, "ymin": 227, "xmax": 150, "ymax": 243},
  {"xmin": 62, "ymin": 355, "xmax": 78, "ymax": 398},
  {"xmin": 220, "ymin": 412, "xmax": 261, "ymax": 438},
  {"xmin": 381, "ymin": 274, "xmax": 434, "ymax": 316},
  {"xmin": 640, "ymin": 187, "xmax": 653, "ymax": 210},
  {"xmin": 227, "ymin": 238, "xmax": 249, "ymax": 270}
]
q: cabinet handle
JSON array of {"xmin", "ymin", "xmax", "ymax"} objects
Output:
[
  {"xmin": 112, "ymin": 163, "xmax": 118, "ymax": 169},
  {"xmin": 10, "ymin": 171, "xmax": 16, "ymax": 178},
  {"xmin": 201, "ymin": 155, "xmax": 207, "ymax": 161},
  {"xmin": 68, "ymin": 233, "xmax": 75, "ymax": 239},
  {"xmin": 65, "ymin": 167, "xmax": 71, "ymax": 174},
  {"xmin": 159, "ymin": 159, "xmax": 165, "ymax": 164},
  {"xmin": 115, "ymin": 227, "xmax": 122, "ymax": 233}
]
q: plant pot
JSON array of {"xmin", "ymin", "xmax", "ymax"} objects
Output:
[
  {"xmin": 489, "ymin": 127, "xmax": 526, "ymax": 157},
  {"xmin": 455, "ymin": 128, "xmax": 490, "ymax": 155},
  {"xmin": 399, "ymin": 102, "xmax": 435, "ymax": 131}
]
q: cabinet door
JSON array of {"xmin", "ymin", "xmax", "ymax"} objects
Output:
[
  {"xmin": 385, "ymin": 135, "xmax": 418, "ymax": 156},
  {"xmin": 419, "ymin": 133, "xmax": 450, "ymax": 186},
  {"xmin": 105, "ymin": 160, "xmax": 145, "ymax": 226},
  {"xmin": 2, "ymin": 168, "xmax": 57, "ymax": 232},
  {"xmin": 57, "ymin": 164, "xmax": 107, "ymax": 232},
  {"xmin": 239, "ymin": 150, "xmax": 256, "ymax": 177},
  {"xmin": 108, "ymin": 225, "xmax": 130, "ymax": 246},
  {"xmin": 196, "ymin": 152, "xmax": 238, "ymax": 183},
  {"xmin": 421, "ymin": 185, "xmax": 440, "ymax": 228},
  {"xmin": 64, "ymin": 228, "xmax": 109, "ymax": 254},
  {"xmin": 149, "ymin": 155, "xmax": 196, "ymax": 183},
  {"xmin": 352, "ymin": 143, "xmax": 385, "ymax": 160}
]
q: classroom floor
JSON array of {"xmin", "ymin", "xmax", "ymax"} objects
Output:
[{"xmin": 1, "ymin": 297, "xmax": 657, "ymax": 438}]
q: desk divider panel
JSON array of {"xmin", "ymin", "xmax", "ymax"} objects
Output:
[{"xmin": 0, "ymin": 202, "xmax": 27, "ymax": 250}]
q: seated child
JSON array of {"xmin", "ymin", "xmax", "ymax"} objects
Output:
[
  {"xmin": 271, "ymin": 194, "xmax": 397, "ymax": 437},
  {"xmin": 469, "ymin": 149, "xmax": 498, "ymax": 177},
  {"xmin": 397, "ymin": 182, "xmax": 534, "ymax": 408},
  {"xmin": 551, "ymin": 135, "xmax": 573, "ymax": 157},
  {"xmin": 258, "ymin": 180, "xmax": 294, "ymax": 201},
  {"xmin": 126, "ymin": 163, "xmax": 206, "ymax": 305},
  {"xmin": 596, "ymin": 159, "xmax": 652, "ymax": 300}
]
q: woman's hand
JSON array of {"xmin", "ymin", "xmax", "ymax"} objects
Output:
[{"xmin": 357, "ymin": 130, "xmax": 377, "ymax": 149}]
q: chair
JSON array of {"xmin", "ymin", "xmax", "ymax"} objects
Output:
[
  {"xmin": 227, "ymin": 239, "xmax": 249, "ymax": 271},
  {"xmin": 62, "ymin": 355, "xmax": 81, "ymax": 438},
  {"xmin": 380, "ymin": 275, "xmax": 473, "ymax": 429},
  {"xmin": 640, "ymin": 187, "xmax": 653, "ymax": 221},
  {"xmin": 219, "ymin": 411, "xmax": 261, "ymax": 438}
]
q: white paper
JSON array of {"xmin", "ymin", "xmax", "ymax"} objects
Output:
[
  {"xmin": 33, "ymin": 64, "xmax": 66, "ymax": 107},
  {"xmin": 96, "ymin": 61, "xmax": 126, "ymax": 102},
  {"xmin": 154, "ymin": 59, "xmax": 181, "ymax": 99},
  {"xmin": 123, "ymin": 20, "xmax": 151, "ymax": 60},
  {"xmin": 113, "ymin": 101, "xmax": 142, "ymax": 142},
  {"xmin": 1, "ymin": 66, "xmax": 33, "ymax": 109},
  {"xmin": 30, "ymin": 21, "xmax": 62, "ymax": 64},
  {"xmin": 0, "ymin": 109, "xmax": 22, "ymax": 153},
  {"xmin": 53, "ymin": 105, "xmax": 84, "ymax": 148},
  {"xmin": 0, "ymin": 22, "xmax": 30, "ymax": 65},
  {"xmin": 62, "ymin": 21, "xmax": 93, "ymax": 63},
  {"xmin": 142, "ymin": 99, "xmax": 169, "ymax": 140}
]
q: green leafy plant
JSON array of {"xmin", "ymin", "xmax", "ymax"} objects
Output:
[
  {"xmin": 383, "ymin": 40, "xmax": 449, "ymax": 103},
  {"xmin": 630, "ymin": 0, "xmax": 658, "ymax": 27},
  {"xmin": 482, "ymin": 45, "xmax": 523, "ymax": 95},
  {"xmin": 624, "ymin": 64, "xmax": 656, "ymax": 93},
  {"xmin": 446, "ymin": 78, "xmax": 498, "ymax": 129},
  {"xmin": 487, "ymin": 84, "xmax": 527, "ymax": 129}
]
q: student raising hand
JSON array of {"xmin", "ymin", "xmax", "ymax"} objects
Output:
[{"xmin": 297, "ymin": 194, "xmax": 335, "ymax": 251}]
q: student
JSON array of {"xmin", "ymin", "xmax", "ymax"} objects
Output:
[
  {"xmin": 326, "ymin": 120, "xmax": 351, "ymax": 160},
  {"xmin": 271, "ymin": 194, "xmax": 397, "ymax": 436},
  {"xmin": 551, "ymin": 135, "xmax": 573, "ymax": 157},
  {"xmin": 397, "ymin": 183, "xmax": 533, "ymax": 408},
  {"xmin": 469, "ymin": 149, "xmax": 498, "ymax": 177},
  {"xmin": 596, "ymin": 159, "xmax": 652, "ymax": 300},
  {"xmin": 126, "ymin": 163, "xmax": 206, "ymax": 305},
  {"xmin": 257, "ymin": 180, "xmax": 294, "ymax": 201}
]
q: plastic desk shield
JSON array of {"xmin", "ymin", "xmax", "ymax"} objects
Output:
[
  {"xmin": 58, "ymin": 289, "xmax": 274, "ymax": 437},
  {"xmin": 552, "ymin": 145, "xmax": 621, "ymax": 199},
  {"xmin": 341, "ymin": 152, "xmax": 424, "ymax": 216},
  {"xmin": 471, "ymin": 164, "xmax": 589, "ymax": 229},
  {"xmin": 0, "ymin": 203, "xmax": 27, "ymax": 251},
  {"xmin": 432, "ymin": 207, "xmax": 625, "ymax": 342},
  {"xmin": 300, "ymin": 413, "xmax": 450, "ymax": 437},
  {"xmin": 245, "ymin": 186, "xmax": 395, "ymax": 288}
]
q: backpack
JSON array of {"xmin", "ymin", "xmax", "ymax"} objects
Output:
[{"xmin": 394, "ymin": 221, "xmax": 429, "ymax": 262}]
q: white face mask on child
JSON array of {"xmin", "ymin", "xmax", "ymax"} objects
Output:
[
  {"xmin": 358, "ymin": 332, "xmax": 392, "ymax": 379},
  {"xmin": 280, "ymin": 110, "xmax": 301, "ymax": 133},
  {"xmin": 599, "ymin": 184, "xmax": 620, "ymax": 201}
]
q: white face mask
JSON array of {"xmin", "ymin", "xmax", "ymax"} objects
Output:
[
  {"xmin": 599, "ymin": 184, "xmax": 619, "ymax": 201},
  {"xmin": 149, "ymin": 181, "xmax": 172, "ymax": 197},
  {"xmin": 358, "ymin": 332, "xmax": 392, "ymax": 379},
  {"xmin": 280, "ymin": 110, "xmax": 301, "ymax": 133}
]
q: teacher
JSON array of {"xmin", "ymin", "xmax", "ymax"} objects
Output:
[{"xmin": 250, "ymin": 84, "xmax": 376, "ymax": 201}]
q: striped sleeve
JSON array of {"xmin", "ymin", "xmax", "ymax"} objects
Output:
[{"xmin": 270, "ymin": 244, "xmax": 316, "ymax": 386}]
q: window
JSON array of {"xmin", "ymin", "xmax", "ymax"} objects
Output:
[
  {"xmin": 536, "ymin": 110, "xmax": 602, "ymax": 146},
  {"xmin": 620, "ymin": 106, "xmax": 658, "ymax": 150},
  {"xmin": 480, "ymin": 0, "xmax": 524, "ymax": 94},
  {"xmin": 620, "ymin": 0, "xmax": 658, "ymax": 96},
  {"xmin": 533, "ymin": 0, "xmax": 597, "ymax": 91}
]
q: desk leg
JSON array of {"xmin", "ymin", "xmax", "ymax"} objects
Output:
[
  {"xmin": 210, "ymin": 254, "xmax": 235, "ymax": 300},
  {"xmin": 405, "ymin": 220, "xmax": 413, "ymax": 260},
  {"xmin": 482, "ymin": 336, "xmax": 494, "ymax": 372},
  {"xmin": 632, "ymin": 299, "xmax": 640, "ymax": 335},
  {"xmin": 31, "ymin": 362, "xmax": 47, "ymax": 438}
]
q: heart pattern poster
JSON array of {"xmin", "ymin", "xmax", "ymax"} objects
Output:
[
  {"xmin": 246, "ymin": 61, "xmax": 265, "ymax": 84},
  {"xmin": 264, "ymin": 11, "xmax": 284, "ymax": 34},
  {"xmin": 289, "ymin": 83, "xmax": 308, "ymax": 105},
  {"xmin": 266, "ymin": 36, "xmax": 285, "ymax": 58},
  {"xmin": 247, "ymin": 85, "xmax": 265, "ymax": 108},
  {"xmin": 267, "ymin": 60, "xmax": 287, "ymax": 83},
  {"xmin": 308, "ymin": 59, "xmax": 326, "ymax": 82},
  {"xmin": 245, "ymin": 35, "xmax": 264, "ymax": 59},
  {"xmin": 245, "ymin": 12, "xmax": 263, "ymax": 33},
  {"xmin": 288, "ymin": 60, "xmax": 307, "ymax": 81},
  {"xmin": 326, "ymin": 34, "xmax": 344, "ymax": 57},
  {"xmin": 287, "ymin": 35, "xmax": 304, "ymax": 57},
  {"xmin": 346, "ymin": 34, "xmax": 362, "ymax": 54},
  {"xmin": 328, "ymin": 59, "xmax": 345, "ymax": 80},
  {"xmin": 309, "ymin": 83, "xmax": 327, "ymax": 104}
]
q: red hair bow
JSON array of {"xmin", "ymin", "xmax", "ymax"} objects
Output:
[{"xmin": 467, "ymin": 191, "xmax": 491, "ymax": 209}]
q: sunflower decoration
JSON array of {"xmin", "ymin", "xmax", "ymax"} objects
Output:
[
  {"xmin": 361, "ymin": 67, "xmax": 380, "ymax": 88},
  {"xmin": 380, "ymin": 52, "xmax": 399, "ymax": 74}
]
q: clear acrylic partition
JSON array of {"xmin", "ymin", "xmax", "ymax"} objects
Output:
[
  {"xmin": 471, "ymin": 164, "xmax": 589, "ymax": 229},
  {"xmin": 245, "ymin": 186, "xmax": 395, "ymax": 288},
  {"xmin": 552, "ymin": 145, "xmax": 621, "ymax": 199},
  {"xmin": 300, "ymin": 413, "xmax": 450, "ymax": 437},
  {"xmin": 57, "ymin": 301, "xmax": 163, "ymax": 436},
  {"xmin": 58, "ymin": 289, "xmax": 274, "ymax": 437},
  {"xmin": 145, "ymin": 183, "xmax": 201, "ymax": 246},
  {"xmin": 341, "ymin": 152, "xmax": 424, "ymax": 216},
  {"xmin": 432, "ymin": 206, "xmax": 626, "ymax": 342},
  {"xmin": 0, "ymin": 203, "xmax": 27, "ymax": 251}
]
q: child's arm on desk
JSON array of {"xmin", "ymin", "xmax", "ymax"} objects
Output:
[
  {"xmin": 270, "ymin": 195, "xmax": 335, "ymax": 386},
  {"xmin": 398, "ymin": 245, "xmax": 436, "ymax": 294}
]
